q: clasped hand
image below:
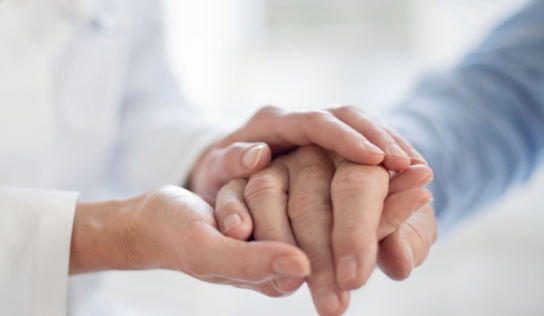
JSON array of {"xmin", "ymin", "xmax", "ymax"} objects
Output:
[
  {"xmin": 214, "ymin": 146, "xmax": 436, "ymax": 316},
  {"xmin": 70, "ymin": 106, "xmax": 437, "ymax": 316}
]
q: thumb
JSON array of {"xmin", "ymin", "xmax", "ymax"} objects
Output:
[
  {"xmin": 190, "ymin": 226, "xmax": 311, "ymax": 283},
  {"xmin": 194, "ymin": 142, "xmax": 272, "ymax": 201}
]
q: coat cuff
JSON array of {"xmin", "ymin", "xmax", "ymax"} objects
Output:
[
  {"xmin": 35, "ymin": 190, "xmax": 79, "ymax": 315},
  {"xmin": 0, "ymin": 186, "xmax": 78, "ymax": 316}
]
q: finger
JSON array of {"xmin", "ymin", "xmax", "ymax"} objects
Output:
[
  {"xmin": 382, "ymin": 125, "xmax": 428, "ymax": 166},
  {"xmin": 194, "ymin": 142, "xmax": 273, "ymax": 201},
  {"xmin": 377, "ymin": 188, "xmax": 433, "ymax": 240},
  {"xmin": 388, "ymin": 165, "xmax": 434, "ymax": 195},
  {"xmin": 281, "ymin": 146, "xmax": 349, "ymax": 316},
  {"xmin": 215, "ymin": 179, "xmax": 253, "ymax": 241},
  {"xmin": 244, "ymin": 162, "xmax": 307, "ymax": 293},
  {"xmin": 244, "ymin": 163, "xmax": 296, "ymax": 245},
  {"xmin": 328, "ymin": 106, "xmax": 410, "ymax": 171},
  {"xmin": 186, "ymin": 225, "xmax": 311, "ymax": 283},
  {"xmin": 378, "ymin": 205, "xmax": 438, "ymax": 281},
  {"xmin": 330, "ymin": 161, "xmax": 390, "ymax": 291},
  {"xmin": 222, "ymin": 106, "xmax": 386, "ymax": 166}
]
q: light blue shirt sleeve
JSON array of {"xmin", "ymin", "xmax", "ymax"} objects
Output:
[{"xmin": 383, "ymin": 0, "xmax": 544, "ymax": 232}]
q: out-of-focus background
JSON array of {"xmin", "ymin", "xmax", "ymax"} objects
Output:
[{"xmin": 96, "ymin": 0, "xmax": 544, "ymax": 315}]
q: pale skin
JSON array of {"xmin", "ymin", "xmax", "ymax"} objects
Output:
[{"xmin": 68, "ymin": 105, "xmax": 437, "ymax": 315}]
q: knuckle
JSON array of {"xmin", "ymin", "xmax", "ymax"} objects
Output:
[
  {"xmin": 255, "ymin": 105, "xmax": 280, "ymax": 117},
  {"xmin": 307, "ymin": 251, "xmax": 333, "ymax": 274},
  {"xmin": 293, "ymin": 145, "xmax": 330, "ymax": 163},
  {"xmin": 331, "ymin": 168, "xmax": 389, "ymax": 195},
  {"xmin": 250, "ymin": 106, "xmax": 283, "ymax": 127},
  {"xmin": 300, "ymin": 109, "xmax": 332, "ymax": 124},
  {"xmin": 244, "ymin": 172, "xmax": 286, "ymax": 203},
  {"xmin": 335, "ymin": 105, "xmax": 362, "ymax": 117},
  {"xmin": 254, "ymin": 226, "xmax": 286, "ymax": 242},
  {"xmin": 288, "ymin": 189, "xmax": 331, "ymax": 223},
  {"xmin": 334, "ymin": 224, "xmax": 376, "ymax": 248},
  {"xmin": 260, "ymin": 105, "xmax": 281, "ymax": 114}
]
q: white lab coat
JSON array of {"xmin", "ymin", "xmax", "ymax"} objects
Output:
[{"xmin": 0, "ymin": 0, "xmax": 225, "ymax": 314}]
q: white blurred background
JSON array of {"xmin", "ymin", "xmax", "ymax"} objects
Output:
[{"xmin": 96, "ymin": 0, "xmax": 544, "ymax": 315}]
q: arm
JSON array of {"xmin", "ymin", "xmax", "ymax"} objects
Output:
[{"xmin": 383, "ymin": 1, "xmax": 544, "ymax": 230}]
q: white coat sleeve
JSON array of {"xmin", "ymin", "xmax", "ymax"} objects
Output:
[
  {"xmin": 108, "ymin": 0, "xmax": 230, "ymax": 196},
  {"xmin": 0, "ymin": 186, "xmax": 79, "ymax": 316}
]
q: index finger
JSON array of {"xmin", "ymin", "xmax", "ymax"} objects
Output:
[
  {"xmin": 330, "ymin": 161, "xmax": 390, "ymax": 290},
  {"xmin": 221, "ymin": 106, "xmax": 386, "ymax": 166}
]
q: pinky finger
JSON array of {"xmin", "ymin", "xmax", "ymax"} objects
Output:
[
  {"xmin": 377, "ymin": 205, "xmax": 438, "ymax": 281},
  {"xmin": 216, "ymin": 179, "xmax": 254, "ymax": 241}
]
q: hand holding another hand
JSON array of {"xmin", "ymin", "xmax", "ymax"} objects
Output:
[
  {"xmin": 189, "ymin": 105, "xmax": 427, "ymax": 202},
  {"xmin": 70, "ymin": 186, "xmax": 312, "ymax": 293}
]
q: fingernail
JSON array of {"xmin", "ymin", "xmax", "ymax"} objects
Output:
[
  {"xmin": 419, "ymin": 178, "xmax": 434, "ymax": 187},
  {"xmin": 361, "ymin": 141, "xmax": 385, "ymax": 155},
  {"xmin": 242, "ymin": 145, "xmax": 265, "ymax": 170},
  {"xmin": 336, "ymin": 254, "xmax": 357, "ymax": 283},
  {"xmin": 274, "ymin": 276, "xmax": 296, "ymax": 289},
  {"xmin": 409, "ymin": 148, "xmax": 428, "ymax": 165},
  {"xmin": 387, "ymin": 143, "xmax": 410, "ymax": 159},
  {"xmin": 223, "ymin": 213, "xmax": 242, "ymax": 233},
  {"xmin": 314, "ymin": 287, "xmax": 340, "ymax": 316},
  {"xmin": 273, "ymin": 256, "xmax": 311, "ymax": 276},
  {"xmin": 414, "ymin": 198, "xmax": 434, "ymax": 212}
]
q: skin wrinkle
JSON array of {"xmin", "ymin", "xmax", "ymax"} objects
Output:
[
  {"xmin": 213, "ymin": 144, "xmax": 437, "ymax": 315},
  {"xmin": 404, "ymin": 220, "xmax": 426, "ymax": 265}
]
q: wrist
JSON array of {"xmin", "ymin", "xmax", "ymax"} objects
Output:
[{"xmin": 69, "ymin": 197, "xmax": 160, "ymax": 274}]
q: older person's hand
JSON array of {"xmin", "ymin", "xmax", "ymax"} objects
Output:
[
  {"xmin": 69, "ymin": 186, "xmax": 312, "ymax": 295},
  {"xmin": 214, "ymin": 146, "xmax": 437, "ymax": 316},
  {"xmin": 188, "ymin": 106, "xmax": 427, "ymax": 202}
]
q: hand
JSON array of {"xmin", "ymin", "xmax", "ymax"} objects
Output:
[
  {"xmin": 214, "ymin": 146, "xmax": 436, "ymax": 316},
  {"xmin": 188, "ymin": 106, "xmax": 427, "ymax": 202},
  {"xmin": 69, "ymin": 186, "xmax": 311, "ymax": 295}
]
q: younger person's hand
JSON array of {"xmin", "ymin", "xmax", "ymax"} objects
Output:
[
  {"xmin": 69, "ymin": 186, "xmax": 311, "ymax": 295},
  {"xmin": 189, "ymin": 106, "xmax": 427, "ymax": 202}
]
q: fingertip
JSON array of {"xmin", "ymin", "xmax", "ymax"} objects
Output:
[
  {"xmin": 249, "ymin": 143, "xmax": 272, "ymax": 173},
  {"xmin": 312, "ymin": 288, "xmax": 350, "ymax": 316},
  {"xmin": 272, "ymin": 276, "xmax": 305, "ymax": 294},
  {"xmin": 242, "ymin": 143, "xmax": 272, "ymax": 172},
  {"xmin": 334, "ymin": 235, "xmax": 378, "ymax": 291},
  {"xmin": 272, "ymin": 253, "xmax": 311, "ymax": 277},
  {"xmin": 388, "ymin": 164, "xmax": 434, "ymax": 194},
  {"xmin": 378, "ymin": 235, "xmax": 414, "ymax": 281},
  {"xmin": 223, "ymin": 213, "xmax": 253, "ymax": 241},
  {"xmin": 408, "ymin": 148, "xmax": 428, "ymax": 166},
  {"xmin": 382, "ymin": 156, "xmax": 411, "ymax": 172},
  {"xmin": 357, "ymin": 141, "xmax": 386, "ymax": 165},
  {"xmin": 216, "ymin": 180, "xmax": 254, "ymax": 240}
]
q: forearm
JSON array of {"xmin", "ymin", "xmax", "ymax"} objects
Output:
[{"xmin": 383, "ymin": 1, "xmax": 544, "ymax": 229}]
